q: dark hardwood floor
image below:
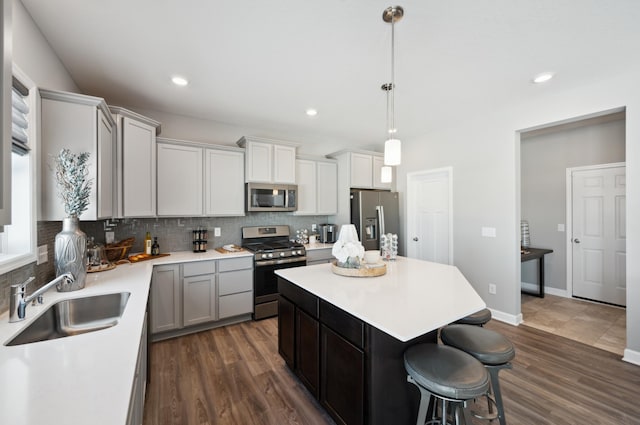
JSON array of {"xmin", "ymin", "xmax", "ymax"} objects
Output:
[{"xmin": 143, "ymin": 318, "xmax": 640, "ymax": 425}]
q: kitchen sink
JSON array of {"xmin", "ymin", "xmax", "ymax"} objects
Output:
[{"xmin": 5, "ymin": 292, "xmax": 131, "ymax": 346}]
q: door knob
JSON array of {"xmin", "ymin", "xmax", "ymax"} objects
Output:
[
  {"xmin": 573, "ymin": 238, "xmax": 581, "ymax": 243},
  {"xmin": 413, "ymin": 237, "xmax": 419, "ymax": 241}
]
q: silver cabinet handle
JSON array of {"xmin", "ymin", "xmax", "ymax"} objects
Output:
[
  {"xmin": 573, "ymin": 238, "xmax": 581, "ymax": 243},
  {"xmin": 413, "ymin": 237, "xmax": 419, "ymax": 241}
]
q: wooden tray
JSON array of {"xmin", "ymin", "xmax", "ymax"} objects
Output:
[
  {"xmin": 87, "ymin": 263, "xmax": 116, "ymax": 273},
  {"xmin": 215, "ymin": 245, "xmax": 244, "ymax": 254},
  {"xmin": 127, "ymin": 253, "xmax": 171, "ymax": 263},
  {"xmin": 331, "ymin": 260, "xmax": 387, "ymax": 277}
]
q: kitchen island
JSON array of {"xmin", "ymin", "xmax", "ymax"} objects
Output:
[{"xmin": 276, "ymin": 257, "xmax": 486, "ymax": 425}]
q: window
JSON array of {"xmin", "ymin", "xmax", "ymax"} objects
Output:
[{"xmin": 0, "ymin": 69, "xmax": 36, "ymax": 273}]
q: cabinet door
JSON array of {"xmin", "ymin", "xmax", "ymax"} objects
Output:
[
  {"xmin": 296, "ymin": 308, "xmax": 320, "ymax": 398},
  {"xmin": 273, "ymin": 144, "xmax": 297, "ymax": 183},
  {"xmin": 183, "ymin": 274, "xmax": 217, "ymax": 326},
  {"xmin": 317, "ymin": 161, "xmax": 338, "ymax": 215},
  {"xmin": 372, "ymin": 155, "xmax": 391, "ymax": 190},
  {"xmin": 157, "ymin": 143, "xmax": 203, "ymax": 216},
  {"xmin": 321, "ymin": 324, "xmax": 365, "ymax": 425},
  {"xmin": 350, "ymin": 153, "xmax": 373, "ymax": 189},
  {"xmin": 278, "ymin": 296, "xmax": 295, "ymax": 369},
  {"xmin": 245, "ymin": 140, "xmax": 272, "ymax": 182},
  {"xmin": 205, "ymin": 149, "xmax": 244, "ymax": 216},
  {"xmin": 295, "ymin": 159, "xmax": 317, "ymax": 214},
  {"xmin": 97, "ymin": 109, "xmax": 115, "ymax": 219},
  {"xmin": 122, "ymin": 117, "xmax": 156, "ymax": 217},
  {"xmin": 151, "ymin": 264, "xmax": 181, "ymax": 334}
]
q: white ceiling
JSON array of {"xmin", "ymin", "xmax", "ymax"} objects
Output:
[{"xmin": 20, "ymin": 0, "xmax": 640, "ymax": 153}]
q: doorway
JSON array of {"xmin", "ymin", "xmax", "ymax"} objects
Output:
[
  {"xmin": 519, "ymin": 110, "xmax": 626, "ymax": 349},
  {"xmin": 406, "ymin": 167, "xmax": 453, "ymax": 264}
]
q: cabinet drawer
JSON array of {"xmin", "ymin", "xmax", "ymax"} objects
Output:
[
  {"xmin": 219, "ymin": 291, "xmax": 253, "ymax": 319},
  {"xmin": 219, "ymin": 269, "xmax": 253, "ymax": 295},
  {"xmin": 218, "ymin": 256, "xmax": 253, "ymax": 272},
  {"xmin": 278, "ymin": 278, "xmax": 318, "ymax": 318},
  {"xmin": 306, "ymin": 248, "xmax": 333, "ymax": 263},
  {"xmin": 183, "ymin": 260, "xmax": 216, "ymax": 277},
  {"xmin": 320, "ymin": 300, "xmax": 364, "ymax": 349}
]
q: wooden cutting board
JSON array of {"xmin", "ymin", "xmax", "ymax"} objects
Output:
[{"xmin": 127, "ymin": 253, "xmax": 170, "ymax": 263}]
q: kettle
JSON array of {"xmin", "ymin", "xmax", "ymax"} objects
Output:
[{"xmin": 319, "ymin": 224, "xmax": 337, "ymax": 243}]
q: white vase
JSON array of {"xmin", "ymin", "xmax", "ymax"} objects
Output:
[{"xmin": 54, "ymin": 217, "xmax": 87, "ymax": 291}]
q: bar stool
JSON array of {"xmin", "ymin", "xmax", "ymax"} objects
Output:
[
  {"xmin": 404, "ymin": 343, "xmax": 490, "ymax": 425},
  {"xmin": 440, "ymin": 324, "xmax": 515, "ymax": 425},
  {"xmin": 454, "ymin": 308, "xmax": 492, "ymax": 326}
]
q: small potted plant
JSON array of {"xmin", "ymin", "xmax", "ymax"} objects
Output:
[{"xmin": 53, "ymin": 149, "xmax": 92, "ymax": 291}]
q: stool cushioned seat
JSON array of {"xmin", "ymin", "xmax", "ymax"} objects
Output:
[
  {"xmin": 404, "ymin": 343, "xmax": 489, "ymax": 401},
  {"xmin": 455, "ymin": 308, "xmax": 492, "ymax": 326},
  {"xmin": 440, "ymin": 324, "xmax": 515, "ymax": 366}
]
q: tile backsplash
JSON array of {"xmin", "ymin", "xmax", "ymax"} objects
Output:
[{"xmin": 0, "ymin": 213, "xmax": 332, "ymax": 315}]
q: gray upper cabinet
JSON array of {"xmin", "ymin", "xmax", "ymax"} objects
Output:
[
  {"xmin": 295, "ymin": 156, "xmax": 338, "ymax": 216},
  {"xmin": 110, "ymin": 106, "xmax": 161, "ymax": 218},
  {"xmin": 39, "ymin": 89, "xmax": 116, "ymax": 221},
  {"xmin": 204, "ymin": 147, "xmax": 245, "ymax": 216},
  {"xmin": 237, "ymin": 136, "xmax": 298, "ymax": 183},
  {"xmin": 0, "ymin": 0, "xmax": 11, "ymax": 230},
  {"xmin": 156, "ymin": 139, "xmax": 203, "ymax": 216}
]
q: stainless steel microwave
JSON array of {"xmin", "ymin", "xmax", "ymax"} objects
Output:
[{"xmin": 246, "ymin": 183, "xmax": 298, "ymax": 212}]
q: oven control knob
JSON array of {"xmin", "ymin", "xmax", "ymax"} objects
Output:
[
  {"xmin": 280, "ymin": 252, "xmax": 286, "ymax": 257},
  {"xmin": 296, "ymin": 250, "xmax": 303, "ymax": 255},
  {"xmin": 261, "ymin": 254, "xmax": 268, "ymax": 259},
  {"xmin": 268, "ymin": 253, "xmax": 273, "ymax": 258}
]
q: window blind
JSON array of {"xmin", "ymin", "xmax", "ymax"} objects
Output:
[{"xmin": 11, "ymin": 77, "xmax": 29, "ymax": 156}]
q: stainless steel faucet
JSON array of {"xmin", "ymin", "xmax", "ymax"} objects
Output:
[{"xmin": 9, "ymin": 273, "xmax": 75, "ymax": 323}]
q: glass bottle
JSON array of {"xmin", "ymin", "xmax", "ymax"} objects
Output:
[
  {"xmin": 145, "ymin": 231, "xmax": 152, "ymax": 255},
  {"xmin": 151, "ymin": 237, "xmax": 160, "ymax": 255}
]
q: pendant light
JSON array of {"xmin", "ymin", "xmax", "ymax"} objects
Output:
[{"xmin": 382, "ymin": 5, "xmax": 403, "ymax": 168}]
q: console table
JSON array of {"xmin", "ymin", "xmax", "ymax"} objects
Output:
[{"xmin": 521, "ymin": 247, "xmax": 553, "ymax": 298}]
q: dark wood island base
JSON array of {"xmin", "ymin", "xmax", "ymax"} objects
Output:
[{"xmin": 278, "ymin": 277, "xmax": 437, "ymax": 425}]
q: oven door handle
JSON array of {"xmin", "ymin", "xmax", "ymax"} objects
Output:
[{"xmin": 255, "ymin": 257, "xmax": 307, "ymax": 267}]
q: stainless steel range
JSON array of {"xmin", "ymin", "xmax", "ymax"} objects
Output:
[{"xmin": 242, "ymin": 225, "xmax": 307, "ymax": 320}]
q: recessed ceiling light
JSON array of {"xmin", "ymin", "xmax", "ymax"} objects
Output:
[
  {"xmin": 532, "ymin": 72, "xmax": 554, "ymax": 84},
  {"xmin": 171, "ymin": 76, "xmax": 189, "ymax": 86},
  {"xmin": 305, "ymin": 108, "xmax": 318, "ymax": 117}
]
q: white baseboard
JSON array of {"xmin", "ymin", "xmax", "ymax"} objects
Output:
[
  {"xmin": 623, "ymin": 349, "xmax": 640, "ymax": 367},
  {"xmin": 521, "ymin": 281, "xmax": 568, "ymax": 298},
  {"xmin": 488, "ymin": 308, "xmax": 522, "ymax": 326}
]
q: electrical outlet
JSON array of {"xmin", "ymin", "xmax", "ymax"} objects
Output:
[
  {"xmin": 488, "ymin": 283, "xmax": 497, "ymax": 295},
  {"xmin": 557, "ymin": 224, "xmax": 565, "ymax": 232},
  {"xmin": 214, "ymin": 227, "xmax": 221, "ymax": 237},
  {"xmin": 105, "ymin": 231, "xmax": 115, "ymax": 244},
  {"xmin": 37, "ymin": 245, "xmax": 48, "ymax": 265}
]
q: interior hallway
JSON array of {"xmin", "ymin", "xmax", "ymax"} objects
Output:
[{"xmin": 521, "ymin": 293, "xmax": 626, "ymax": 355}]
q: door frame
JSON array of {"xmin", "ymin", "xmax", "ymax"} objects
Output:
[
  {"xmin": 565, "ymin": 161, "xmax": 626, "ymax": 299},
  {"xmin": 406, "ymin": 167, "xmax": 454, "ymax": 264}
]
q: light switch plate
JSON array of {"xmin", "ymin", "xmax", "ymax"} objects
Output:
[
  {"xmin": 214, "ymin": 227, "xmax": 221, "ymax": 237},
  {"xmin": 557, "ymin": 224, "xmax": 565, "ymax": 232},
  {"xmin": 105, "ymin": 231, "xmax": 115, "ymax": 244},
  {"xmin": 481, "ymin": 227, "xmax": 497, "ymax": 238}
]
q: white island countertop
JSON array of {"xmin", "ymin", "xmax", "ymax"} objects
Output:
[
  {"xmin": 0, "ymin": 249, "xmax": 252, "ymax": 425},
  {"xmin": 276, "ymin": 256, "xmax": 486, "ymax": 342}
]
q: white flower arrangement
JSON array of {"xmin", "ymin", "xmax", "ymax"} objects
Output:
[
  {"xmin": 54, "ymin": 149, "xmax": 92, "ymax": 218},
  {"xmin": 331, "ymin": 224, "xmax": 365, "ymax": 268}
]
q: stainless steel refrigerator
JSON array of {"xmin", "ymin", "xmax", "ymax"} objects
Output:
[{"xmin": 350, "ymin": 190, "xmax": 400, "ymax": 251}]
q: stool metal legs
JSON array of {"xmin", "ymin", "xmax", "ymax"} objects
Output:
[
  {"xmin": 487, "ymin": 363, "xmax": 512, "ymax": 425},
  {"xmin": 407, "ymin": 375, "xmax": 472, "ymax": 425}
]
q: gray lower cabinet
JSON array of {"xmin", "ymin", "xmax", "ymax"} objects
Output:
[
  {"xmin": 151, "ymin": 256, "xmax": 253, "ymax": 339},
  {"xmin": 151, "ymin": 264, "xmax": 181, "ymax": 334},
  {"xmin": 127, "ymin": 313, "xmax": 148, "ymax": 425},
  {"xmin": 183, "ymin": 261, "xmax": 217, "ymax": 326},
  {"xmin": 307, "ymin": 247, "xmax": 334, "ymax": 265}
]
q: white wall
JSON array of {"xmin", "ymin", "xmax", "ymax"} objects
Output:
[
  {"xmin": 397, "ymin": 68, "xmax": 640, "ymax": 361},
  {"xmin": 12, "ymin": 0, "xmax": 77, "ymax": 91},
  {"xmin": 521, "ymin": 117, "xmax": 625, "ymax": 292}
]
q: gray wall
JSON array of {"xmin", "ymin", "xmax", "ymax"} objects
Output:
[{"xmin": 521, "ymin": 115, "xmax": 626, "ymax": 291}]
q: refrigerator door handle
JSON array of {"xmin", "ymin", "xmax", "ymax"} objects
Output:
[{"xmin": 377, "ymin": 205, "xmax": 386, "ymax": 236}]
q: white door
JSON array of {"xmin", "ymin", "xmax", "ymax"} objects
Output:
[
  {"xmin": 571, "ymin": 164, "xmax": 626, "ymax": 306},
  {"xmin": 406, "ymin": 168, "xmax": 453, "ymax": 264}
]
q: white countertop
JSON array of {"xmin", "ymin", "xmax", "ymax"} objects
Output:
[
  {"xmin": 0, "ymin": 249, "xmax": 251, "ymax": 425},
  {"xmin": 275, "ymin": 257, "xmax": 486, "ymax": 342},
  {"xmin": 304, "ymin": 242, "xmax": 334, "ymax": 250}
]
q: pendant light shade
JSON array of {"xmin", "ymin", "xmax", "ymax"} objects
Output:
[
  {"xmin": 384, "ymin": 138, "xmax": 401, "ymax": 166},
  {"xmin": 382, "ymin": 6, "xmax": 403, "ymax": 167},
  {"xmin": 381, "ymin": 165, "xmax": 393, "ymax": 183}
]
